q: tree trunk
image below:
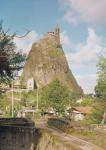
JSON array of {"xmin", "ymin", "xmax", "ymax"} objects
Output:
[{"xmin": 101, "ymin": 111, "xmax": 106, "ymax": 124}]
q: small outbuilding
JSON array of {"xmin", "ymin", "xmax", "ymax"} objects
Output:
[
  {"xmin": 17, "ymin": 109, "xmax": 36, "ymax": 118},
  {"xmin": 68, "ymin": 107, "xmax": 92, "ymax": 121}
]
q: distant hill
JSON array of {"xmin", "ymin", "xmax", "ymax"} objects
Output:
[{"xmin": 22, "ymin": 26, "xmax": 83, "ymax": 94}]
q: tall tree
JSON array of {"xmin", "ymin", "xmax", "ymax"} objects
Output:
[
  {"xmin": 95, "ymin": 56, "xmax": 106, "ymax": 99},
  {"xmin": 39, "ymin": 79, "xmax": 80, "ymax": 114},
  {"xmin": 94, "ymin": 56, "xmax": 106, "ymax": 124},
  {"xmin": 0, "ymin": 23, "xmax": 26, "ymax": 83}
]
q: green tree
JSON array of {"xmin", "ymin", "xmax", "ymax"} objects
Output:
[
  {"xmin": 39, "ymin": 79, "xmax": 80, "ymax": 114},
  {"xmin": 95, "ymin": 56, "xmax": 106, "ymax": 99},
  {"xmin": 80, "ymin": 96, "xmax": 93, "ymax": 106},
  {"xmin": 91, "ymin": 102, "xmax": 106, "ymax": 124},
  {"xmin": 0, "ymin": 22, "xmax": 26, "ymax": 83},
  {"xmin": 0, "ymin": 94, "xmax": 10, "ymax": 116},
  {"xmin": 21, "ymin": 91, "xmax": 37, "ymax": 108},
  {"xmin": 93, "ymin": 56, "xmax": 106, "ymax": 124}
]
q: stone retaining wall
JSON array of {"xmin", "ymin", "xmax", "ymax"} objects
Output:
[{"xmin": 0, "ymin": 125, "xmax": 40, "ymax": 150}]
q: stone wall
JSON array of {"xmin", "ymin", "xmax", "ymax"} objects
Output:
[
  {"xmin": 0, "ymin": 125, "xmax": 41, "ymax": 150},
  {"xmin": 0, "ymin": 118, "xmax": 80, "ymax": 150}
]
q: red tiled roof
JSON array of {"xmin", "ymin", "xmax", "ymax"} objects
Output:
[{"xmin": 72, "ymin": 107, "xmax": 92, "ymax": 114}]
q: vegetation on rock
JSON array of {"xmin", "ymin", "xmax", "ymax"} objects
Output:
[{"xmin": 22, "ymin": 35, "xmax": 82, "ymax": 93}]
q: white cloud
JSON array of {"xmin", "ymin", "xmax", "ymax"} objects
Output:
[
  {"xmin": 60, "ymin": 0, "xmax": 106, "ymax": 26},
  {"xmin": 76, "ymin": 74, "xmax": 97, "ymax": 94},
  {"xmin": 66, "ymin": 28, "xmax": 103, "ymax": 66},
  {"xmin": 64, "ymin": 28, "xmax": 106, "ymax": 94},
  {"xmin": 14, "ymin": 31, "xmax": 41, "ymax": 54},
  {"xmin": 60, "ymin": 31, "xmax": 72, "ymax": 48},
  {"xmin": 64, "ymin": 11, "xmax": 78, "ymax": 25}
]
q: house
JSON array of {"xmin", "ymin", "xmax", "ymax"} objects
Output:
[
  {"xmin": 27, "ymin": 78, "xmax": 35, "ymax": 91},
  {"xmin": 68, "ymin": 107, "xmax": 92, "ymax": 121}
]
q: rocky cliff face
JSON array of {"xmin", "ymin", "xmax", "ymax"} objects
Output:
[{"xmin": 22, "ymin": 29, "xmax": 82, "ymax": 93}]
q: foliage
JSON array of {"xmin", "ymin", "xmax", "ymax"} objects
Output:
[
  {"xmin": 0, "ymin": 95, "xmax": 7, "ymax": 108},
  {"xmin": 0, "ymin": 94, "xmax": 10, "ymax": 116},
  {"xmin": 80, "ymin": 96, "xmax": 93, "ymax": 106},
  {"xmin": 92, "ymin": 56, "xmax": 106, "ymax": 124},
  {"xmin": 0, "ymin": 91, "xmax": 38, "ymax": 117},
  {"xmin": 21, "ymin": 91, "xmax": 37, "ymax": 108},
  {"xmin": 0, "ymin": 22, "xmax": 26, "ymax": 82},
  {"xmin": 95, "ymin": 56, "xmax": 106, "ymax": 100},
  {"xmin": 68, "ymin": 91, "xmax": 82, "ymax": 106},
  {"xmin": 13, "ymin": 100, "xmax": 22, "ymax": 117},
  {"xmin": 48, "ymin": 47, "xmax": 63, "ymax": 58},
  {"xmin": 70, "ymin": 128, "xmax": 106, "ymax": 150},
  {"xmin": 39, "ymin": 79, "xmax": 80, "ymax": 114},
  {"xmin": 90, "ymin": 101, "xmax": 106, "ymax": 124}
]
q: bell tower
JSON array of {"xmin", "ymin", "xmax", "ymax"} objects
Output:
[{"xmin": 55, "ymin": 24, "xmax": 60, "ymax": 46}]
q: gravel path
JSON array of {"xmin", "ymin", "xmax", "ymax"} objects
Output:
[{"xmin": 36, "ymin": 123, "xmax": 104, "ymax": 150}]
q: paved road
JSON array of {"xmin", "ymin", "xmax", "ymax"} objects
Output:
[{"xmin": 36, "ymin": 123, "xmax": 104, "ymax": 150}]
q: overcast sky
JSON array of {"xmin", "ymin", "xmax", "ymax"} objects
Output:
[{"xmin": 0, "ymin": 0, "xmax": 106, "ymax": 93}]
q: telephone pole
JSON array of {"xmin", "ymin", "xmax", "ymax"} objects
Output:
[
  {"xmin": 36, "ymin": 87, "xmax": 39, "ymax": 110},
  {"xmin": 36, "ymin": 82, "xmax": 39, "ymax": 111},
  {"xmin": 11, "ymin": 80, "xmax": 14, "ymax": 117}
]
